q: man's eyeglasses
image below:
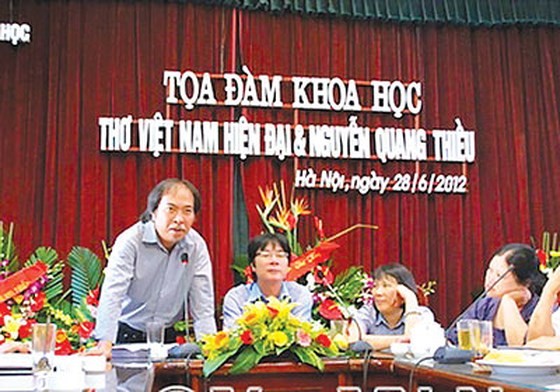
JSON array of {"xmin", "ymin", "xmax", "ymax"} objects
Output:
[{"xmin": 256, "ymin": 251, "xmax": 289, "ymax": 260}]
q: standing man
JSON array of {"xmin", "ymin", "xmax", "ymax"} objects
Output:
[{"xmin": 94, "ymin": 178, "xmax": 217, "ymax": 358}]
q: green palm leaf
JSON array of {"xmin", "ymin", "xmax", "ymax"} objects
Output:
[
  {"xmin": 26, "ymin": 247, "xmax": 64, "ymax": 302},
  {"xmin": 202, "ymin": 351, "xmax": 235, "ymax": 378},
  {"xmin": 67, "ymin": 246, "xmax": 103, "ymax": 307},
  {"xmin": 26, "ymin": 246, "xmax": 59, "ymax": 267},
  {"xmin": 291, "ymin": 346, "xmax": 324, "ymax": 371},
  {"xmin": 229, "ymin": 346, "xmax": 264, "ymax": 375}
]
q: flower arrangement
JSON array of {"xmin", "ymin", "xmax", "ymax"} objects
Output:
[
  {"xmin": 534, "ymin": 231, "xmax": 560, "ymax": 276},
  {"xmin": 234, "ymin": 181, "xmax": 378, "ymax": 322},
  {"xmin": 200, "ymin": 297, "xmax": 342, "ymax": 377},
  {"xmin": 308, "ymin": 265, "xmax": 374, "ymax": 322},
  {"xmin": 0, "ymin": 221, "xmax": 103, "ymax": 354},
  {"xmin": 235, "ymin": 181, "xmax": 436, "ymax": 324}
]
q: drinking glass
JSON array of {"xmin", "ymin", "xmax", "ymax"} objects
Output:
[
  {"xmin": 457, "ymin": 319, "xmax": 473, "ymax": 350},
  {"xmin": 32, "ymin": 323, "xmax": 57, "ymax": 373},
  {"xmin": 32, "ymin": 323, "xmax": 57, "ymax": 390},
  {"xmin": 476, "ymin": 320, "xmax": 493, "ymax": 355},
  {"xmin": 146, "ymin": 321, "xmax": 166, "ymax": 360}
]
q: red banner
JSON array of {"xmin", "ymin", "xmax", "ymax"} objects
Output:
[
  {"xmin": 0, "ymin": 262, "xmax": 48, "ymax": 303},
  {"xmin": 286, "ymin": 242, "xmax": 340, "ymax": 281}
]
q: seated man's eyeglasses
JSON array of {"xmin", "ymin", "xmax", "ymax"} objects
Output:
[{"xmin": 256, "ymin": 251, "xmax": 289, "ymax": 260}]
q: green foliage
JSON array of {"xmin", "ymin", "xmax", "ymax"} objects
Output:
[
  {"xmin": 292, "ymin": 345, "xmax": 324, "ymax": 371},
  {"xmin": 231, "ymin": 254, "xmax": 249, "ymax": 285},
  {"xmin": 202, "ymin": 351, "xmax": 234, "ymax": 378},
  {"xmin": 0, "ymin": 222, "xmax": 19, "ymax": 271},
  {"xmin": 67, "ymin": 246, "xmax": 103, "ymax": 308},
  {"xmin": 229, "ymin": 346, "xmax": 265, "ymax": 375},
  {"xmin": 28, "ymin": 247, "xmax": 66, "ymax": 302},
  {"xmin": 332, "ymin": 266, "xmax": 366, "ymax": 305}
]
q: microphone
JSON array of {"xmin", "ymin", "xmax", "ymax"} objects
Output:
[
  {"xmin": 180, "ymin": 252, "xmax": 189, "ymax": 265},
  {"xmin": 168, "ymin": 342, "xmax": 201, "ymax": 386},
  {"xmin": 445, "ymin": 264, "xmax": 515, "ymax": 336},
  {"xmin": 435, "ymin": 264, "xmax": 515, "ymax": 364},
  {"xmin": 168, "ymin": 342, "xmax": 201, "ymax": 358},
  {"xmin": 349, "ymin": 340, "xmax": 373, "ymax": 353}
]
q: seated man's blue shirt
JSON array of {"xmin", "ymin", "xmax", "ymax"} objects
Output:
[{"xmin": 222, "ymin": 282, "xmax": 313, "ymax": 329}]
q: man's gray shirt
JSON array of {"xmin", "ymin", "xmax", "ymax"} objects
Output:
[{"xmin": 94, "ymin": 221, "xmax": 217, "ymax": 342}]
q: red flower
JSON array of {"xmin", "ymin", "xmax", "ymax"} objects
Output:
[
  {"xmin": 175, "ymin": 335, "xmax": 186, "ymax": 345},
  {"xmin": 537, "ymin": 249, "xmax": 547, "ymax": 266},
  {"xmin": 318, "ymin": 299, "xmax": 343, "ymax": 320},
  {"xmin": 286, "ymin": 213, "xmax": 297, "ymax": 231},
  {"xmin": 315, "ymin": 333, "xmax": 331, "ymax": 348},
  {"xmin": 267, "ymin": 306, "xmax": 279, "ymax": 318},
  {"xmin": 30, "ymin": 291, "xmax": 46, "ymax": 312},
  {"xmin": 0, "ymin": 302, "xmax": 10, "ymax": 326},
  {"xmin": 240, "ymin": 330, "xmax": 254, "ymax": 345},
  {"xmin": 244, "ymin": 265, "xmax": 254, "ymax": 284},
  {"xmin": 55, "ymin": 330, "xmax": 74, "ymax": 355},
  {"xmin": 18, "ymin": 319, "xmax": 36, "ymax": 339},
  {"xmin": 314, "ymin": 216, "xmax": 325, "ymax": 240},
  {"xmin": 86, "ymin": 288, "xmax": 100, "ymax": 307},
  {"xmin": 314, "ymin": 265, "xmax": 333, "ymax": 285},
  {"xmin": 55, "ymin": 339, "xmax": 74, "ymax": 355},
  {"xmin": 77, "ymin": 321, "xmax": 95, "ymax": 339}
]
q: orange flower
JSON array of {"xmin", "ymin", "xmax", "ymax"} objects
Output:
[
  {"xmin": 56, "ymin": 329, "xmax": 68, "ymax": 344},
  {"xmin": 292, "ymin": 197, "xmax": 311, "ymax": 217},
  {"xmin": 241, "ymin": 311, "xmax": 259, "ymax": 326},
  {"xmin": 214, "ymin": 331, "xmax": 229, "ymax": 350},
  {"xmin": 258, "ymin": 185, "xmax": 276, "ymax": 209},
  {"xmin": 269, "ymin": 210, "xmax": 291, "ymax": 232},
  {"xmin": 267, "ymin": 305, "xmax": 279, "ymax": 318}
]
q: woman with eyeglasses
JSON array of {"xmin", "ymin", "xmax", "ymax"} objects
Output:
[
  {"xmin": 347, "ymin": 263, "xmax": 434, "ymax": 351},
  {"xmin": 222, "ymin": 232, "xmax": 312, "ymax": 330}
]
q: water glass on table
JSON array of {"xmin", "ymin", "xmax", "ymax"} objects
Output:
[
  {"xmin": 32, "ymin": 323, "xmax": 57, "ymax": 372},
  {"xmin": 146, "ymin": 321, "xmax": 167, "ymax": 360},
  {"xmin": 32, "ymin": 323, "xmax": 57, "ymax": 390},
  {"xmin": 457, "ymin": 319, "xmax": 493, "ymax": 357},
  {"xmin": 475, "ymin": 320, "xmax": 493, "ymax": 356},
  {"xmin": 457, "ymin": 319, "xmax": 474, "ymax": 350}
]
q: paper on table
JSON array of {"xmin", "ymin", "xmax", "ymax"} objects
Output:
[{"xmin": 0, "ymin": 354, "xmax": 33, "ymax": 374}]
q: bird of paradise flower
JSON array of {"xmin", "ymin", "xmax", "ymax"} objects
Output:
[
  {"xmin": 255, "ymin": 181, "xmax": 378, "ymax": 281},
  {"xmin": 256, "ymin": 181, "xmax": 311, "ymax": 255}
]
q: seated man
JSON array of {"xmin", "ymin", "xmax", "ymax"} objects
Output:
[{"xmin": 222, "ymin": 233, "xmax": 312, "ymax": 329}]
